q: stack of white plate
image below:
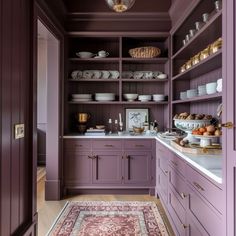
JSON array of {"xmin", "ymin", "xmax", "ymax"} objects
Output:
[
  {"xmin": 95, "ymin": 93, "xmax": 115, "ymax": 101},
  {"xmin": 71, "ymin": 94, "xmax": 92, "ymax": 102},
  {"xmin": 153, "ymin": 94, "xmax": 165, "ymax": 101},
  {"xmin": 138, "ymin": 95, "xmax": 152, "ymax": 102},
  {"xmin": 187, "ymin": 89, "xmax": 198, "ymax": 98}
]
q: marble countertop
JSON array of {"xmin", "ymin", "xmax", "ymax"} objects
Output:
[{"xmin": 63, "ymin": 133, "xmax": 223, "ymax": 184}]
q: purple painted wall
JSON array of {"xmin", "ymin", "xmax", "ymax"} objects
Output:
[{"xmin": 0, "ymin": 0, "xmax": 37, "ymax": 235}]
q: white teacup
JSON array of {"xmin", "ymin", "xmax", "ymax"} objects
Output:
[
  {"xmin": 98, "ymin": 50, "xmax": 109, "ymax": 58},
  {"xmin": 101, "ymin": 70, "xmax": 110, "ymax": 79},
  {"xmin": 109, "ymin": 70, "xmax": 119, "ymax": 79}
]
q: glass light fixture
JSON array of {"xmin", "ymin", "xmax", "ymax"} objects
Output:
[{"xmin": 106, "ymin": 0, "xmax": 136, "ymax": 13}]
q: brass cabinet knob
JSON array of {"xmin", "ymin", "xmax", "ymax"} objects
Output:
[
  {"xmin": 181, "ymin": 223, "xmax": 188, "ymax": 229},
  {"xmin": 218, "ymin": 122, "xmax": 234, "ymax": 129}
]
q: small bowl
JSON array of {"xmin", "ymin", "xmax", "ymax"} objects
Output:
[
  {"xmin": 133, "ymin": 126, "xmax": 145, "ymax": 134},
  {"xmin": 216, "ymin": 78, "xmax": 222, "ymax": 92},
  {"xmin": 76, "ymin": 51, "xmax": 94, "ymax": 58},
  {"xmin": 206, "ymin": 82, "xmax": 217, "ymax": 94},
  {"xmin": 123, "ymin": 93, "xmax": 138, "ymax": 101}
]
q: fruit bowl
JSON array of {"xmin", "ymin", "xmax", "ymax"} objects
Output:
[
  {"xmin": 174, "ymin": 119, "xmax": 211, "ymax": 142},
  {"xmin": 192, "ymin": 134, "xmax": 219, "ymax": 147},
  {"xmin": 133, "ymin": 126, "xmax": 145, "ymax": 134}
]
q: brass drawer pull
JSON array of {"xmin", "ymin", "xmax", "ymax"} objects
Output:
[
  {"xmin": 181, "ymin": 224, "xmax": 188, "ymax": 229},
  {"xmin": 193, "ymin": 182, "xmax": 205, "ymax": 191},
  {"xmin": 135, "ymin": 144, "xmax": 144, "ymax": 147},
  {"xmin": 171, "ymin": 160, "xmax": 178, "ymax": 166},
  {"xmin": 88, "ymin": 155, "xmax": 97, "ymax": 159},
  {"xmin": 180, "ymin": 193, "xmax": 187, "ymax": 199},
  {"xmin": 104, "ymin": 144, "xmax": 113, "ymax": 147}
]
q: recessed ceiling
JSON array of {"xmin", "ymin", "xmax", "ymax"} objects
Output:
[{"xmin": 62, "ymin": 0, "xmax": 172, "ymax": 13}]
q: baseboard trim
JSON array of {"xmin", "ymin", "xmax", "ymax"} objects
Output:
[{"xmin": 45, "ymin": 179, "xmax": 61, "ymax": 200}]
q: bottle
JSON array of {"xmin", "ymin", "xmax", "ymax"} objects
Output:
[
  {"xmin": 143, "ymin": 115, "xmax": 149, "ymax": 131},
  {"xmin": 154, "ymin": 120, "xmax": 159, "ymax": 132},
  {"xmin": 114, "ymin": 119, "xmax": 118, "ymax": 133},
  {"xmin": 108, "ymin": 118, "xmax": 112, "ymax": 134}
]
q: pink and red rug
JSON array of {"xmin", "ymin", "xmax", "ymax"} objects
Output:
[{"xmin": 47, "ymin": 201, "xmax": 169, "ymax": 236}]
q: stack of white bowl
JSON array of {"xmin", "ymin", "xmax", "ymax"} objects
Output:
[
  {"xmin": 71, "ymin": 94, "xmax": 92, "ymax": 102},
  {"xmin": 138, "ymin": 95, "xmax": 152, "ymax": 102},
  {"xmin": 95, "ymin": 93, "xmax": 115, "ymax": 101},
  {"xmin": 123, "ymin": 94, "xmax": 138, "ymax": 101},
  {"xmin": 198, "ymin": 85, "xmax": 207, "ymax": 96},
  {"xmin": 206, "ymin": 82, "xmax": 217, "ymax": 94},
  {"xmin": 180, "ymin": 91, "xmax": 187, "ymax": 100},
  {"xmin": 187, "ymin": 89, "xmax": 198, "ymax": 98},
  {"xmin": 153, "ymin": 94, "xmax": 165, "ymax": 102}
]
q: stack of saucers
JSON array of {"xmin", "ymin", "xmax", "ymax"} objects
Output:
[{"xmin": 71, "ymin": 94, "xmax": 92, "ymax": 102}]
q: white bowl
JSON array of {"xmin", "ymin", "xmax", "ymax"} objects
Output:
[
  {"xmin": 187, "ymin": 89, "xmax": 198, "ymax": 98},
  {"xmin": 206, "ymin": 82, "xmax": 217, "ymax": 94},
  {"xmin": 123, "ymin": 94, "xmax": 138, "ymax": 101},
  {"xmin": 76, "ymin": 51, "xmax": 94, "ymax": 58},
  {"xmin": 95, "ymin": 93, "xmax": 115, "ymax": 101},
  {"xmin": 157, "ymin": 73, "xmax": 168, "ymax": 79}
]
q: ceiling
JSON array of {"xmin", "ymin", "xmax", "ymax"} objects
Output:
[{"xmin": 62, "ymin": 0, "xmax": 172, "ymax": 13}]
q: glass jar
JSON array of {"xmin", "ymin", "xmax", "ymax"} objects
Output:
[
  {"xmin": 200, "ymin": 47, "xmax": 210, "ymax": 60},
  {"xmin": 185, "ymin": 60, "xmax": 192, "ymax": 70}
]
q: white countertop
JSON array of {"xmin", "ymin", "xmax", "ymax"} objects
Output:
[{"xmin": 63, "ymin": 133, "xmax": 223, "ymax": 184}]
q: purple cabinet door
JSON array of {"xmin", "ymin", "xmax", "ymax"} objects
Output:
[
  {"xmin": 187, "ymin": 217, "xmax": 208, "ymax": 236},
  {"xmin": 92, "ymin": 151, "xmax": 122, "ymax": 184},
  {"xmin": 158, "ymin": 167, "xmax": 168, "ymax": 204},
  {"xmin": 64, "ymin": 151, "xmax": 92, "ymax": 185},
  {"xmin": 124, "ymin": 151, "xmax": 152, "ymax": 185}
]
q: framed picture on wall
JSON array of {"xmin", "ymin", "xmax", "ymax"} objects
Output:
[{"xmin": 125, "ymin": 108, "xmax": 149, "ymax": 131}]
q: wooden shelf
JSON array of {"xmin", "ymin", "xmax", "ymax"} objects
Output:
[
  {"xmin": 172, "ymin": 93, "xmax": 222, "ymax": 104},
  {"xmin": 69, "ymin": 101, "xmax": 168, "ymax": 105},
  {"xmin": 172, "ymin": 50, "xmax": 222, "ymax": 81},
  {"xmin": 172, "ymin": 10, "xmax": 222, "ymax": 60},
  {"xmin": 68, "ymin": 79, "xmax": 119, "ymax": 82},
  {"xmin": 122, "ymin": 79, "xmax": 168, "ymax": 82},
  {"xmin": 69, "ymin": 57, "xmax": 120, "ymax": 63},
  {"xmin": 122, "ymin": 58, "xmax": 168, "ymax": 64}
]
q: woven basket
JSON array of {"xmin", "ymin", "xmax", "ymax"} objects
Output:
[{"xmin": 129, "ymin": 46, "xmax": 161, "ymax": 58}]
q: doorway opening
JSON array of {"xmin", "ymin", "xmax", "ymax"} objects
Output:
[{"xmin": 37, "ymin": 19, "xmax": 60, "ymax": 208}]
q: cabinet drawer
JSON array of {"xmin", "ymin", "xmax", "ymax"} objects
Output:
[
  {"xmin": 158, "ymin": 168, "xmax": 168, "ymax": 204},
  {"xmin": 158, "ymin": 156, "xmax": 168, "ymax": 174},
  {"xmin": 168, "ymin": 188, "xmax": 187, "ymax": 236},
  {"xmin": 64, "ymin": 139, "xmax": 91, "ymax": 151},
  {"xmin": 186, "ymin": 165, "xmax": 223, "ymax": 213},
  {"xmin": 169, "ymin": 166, "xmax": 187, "ymax": 208},
  {"xmin": 187, "ymin": 184, "xmax": 223, "ymax": 236},
  {"xmin": 92, "ymin": 140, "xmax": 122, "ymax": 150},
  {"xmin": 124, "ymin": 140, "xmax": 152, "ymax": 150},
  {"xmin": 169, "ymin": 154, "xmax": 186, "ymax": 176}
]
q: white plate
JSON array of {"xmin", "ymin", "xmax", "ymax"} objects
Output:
[
  {"xmin": 71, "ymin": 98, "xmax": 92, "ymax": 102},
  {"xmin": 72, "ymin": 94, "xmax": 92, "ymax": 99}
]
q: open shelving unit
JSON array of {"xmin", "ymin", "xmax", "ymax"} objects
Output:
[
  {"xmin": 170, "ymin": 1, "xmax": 222, "ymax": 123},
  {"xmin": 64, "ymin": 34, "xmax": 170, "ymax": 134}
]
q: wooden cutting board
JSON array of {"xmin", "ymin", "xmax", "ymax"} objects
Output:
[{"xmin": 170, "ymin": 140, "xmax": 222, "ymax": 155}]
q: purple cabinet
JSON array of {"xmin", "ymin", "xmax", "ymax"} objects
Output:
[
  {"xmin": 187, "ymin": 184, "xmax": 223, "ymax": 236},
  {"xmin": 123, "ymin": 151, "xmax": 152, "ymax": 185},
  {"xmin": 64, "ymin": 151, "xmax": 92, "ymax": 185},
  {"xmin": 92, "ymin": 151, "xmax": 122, "ymax": 184}
]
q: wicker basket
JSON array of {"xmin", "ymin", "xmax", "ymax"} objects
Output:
[{"xmin": 129, "ymin": 46, "xmax": 161, "ymax": 58}]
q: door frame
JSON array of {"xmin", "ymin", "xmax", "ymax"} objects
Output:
[{"xmin": 33, "ymin": 2, "xmax": 64, "ymax": 200}]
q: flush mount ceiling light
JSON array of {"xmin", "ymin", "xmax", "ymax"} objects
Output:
[{"xmin": 106, "ymin": 0, "xmax": 136, "ymax": 13}]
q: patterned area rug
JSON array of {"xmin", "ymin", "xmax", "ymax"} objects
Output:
[{"xmin": 47, "ymin": 201, "xmax": 169, "ymax": 236}]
